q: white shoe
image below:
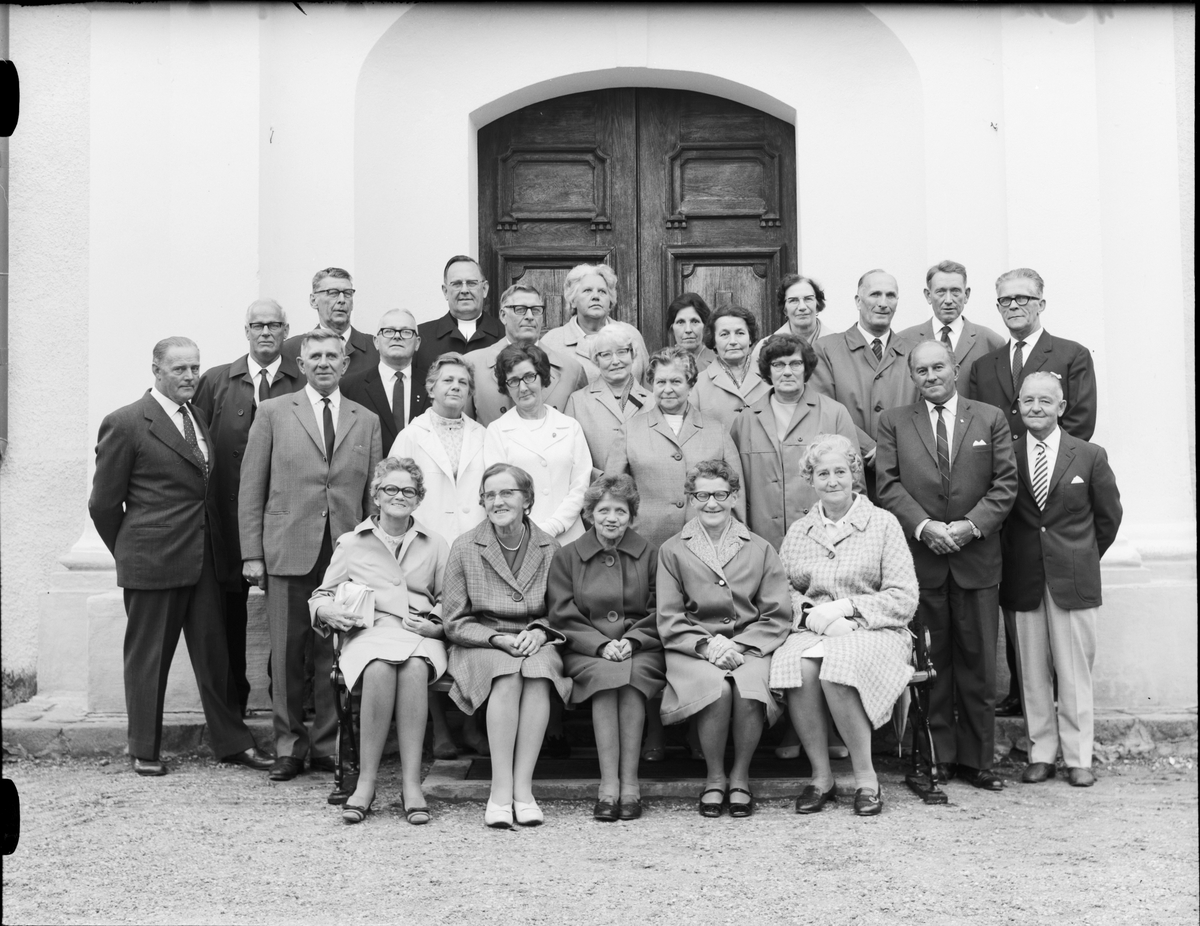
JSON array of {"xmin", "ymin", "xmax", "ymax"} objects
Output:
[
  {"xmin": 513, "ymin": 799, "xmax": 543, "ymax": 826},
  {"xmin": 828, "ymin": 746, "xmax": 850, "ymax": 759},
  {"xmin": 484, "ymin": 800, "xmax": 513, "ymax": 828},
  {"xmin": 775, "ymin": 744, "xmax": 801, "ymax": 759}
]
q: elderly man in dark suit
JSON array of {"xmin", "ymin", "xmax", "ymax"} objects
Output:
[
  {"xmin": 1001, "ymin": 372, "xmax": 1122, "ymax": 788},
  {"xmin": 900, "ymin": 260, "xmax": 1006, "ymax": 391},
  {"xmin": 281, "ymin": 267, "xmax": 379, "ymax": 379},
  {"xmin": 877, "ymin": 340, "xmax": 1018, "ymax": 790},
  {"xmin": 413, "ymin": 255, "xmax": 505, "ymax": 382},
  {"xmin": 89, "ymin": 337, "xmax": 273, "ymax": 776},
  {"xmin": 341, "ymin": 308, "xmax": 429, "ymax": 453},
  {"xmin": 192, "ymin": 298, "xmax": 304, "ymax": 713},
  {"xmin": 240, "ymin": 328, "xmax": 383, "ymax": 780}
]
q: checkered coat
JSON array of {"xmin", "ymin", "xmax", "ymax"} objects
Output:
[{"xmin": 442, "ymin": 519, "xmax": 572, "ymax": 712}]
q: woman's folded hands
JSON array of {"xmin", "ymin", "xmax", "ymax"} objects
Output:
[
  {"xmin": 602, "ymin": 639, "xmax": 633, "ymax": 662},
  {"xmin": 493, "ymin": 627, "xmax": 548, "ymax": 657},
  {"xmin": 805, "ymin": 599, "xmax": 857, "ymax": 636},
  {"xmin": 702, "ymin": 635, "xmax": 745, "ymax": 670},
  {"xmin": 316, "ymin": 604, "xmax": 364, "ymax": 633}
]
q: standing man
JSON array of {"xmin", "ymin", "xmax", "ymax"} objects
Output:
[
  {"xmin": 240, "ymin": 329, "xmax": 383, "ymax": 780},
  {"xmin": 967, "ymin": 267, "xmax": 1098, "ymax": 716},
  {"xmin": 900, "ymin": 260, "xmax": 1006, "ymax": 391},
  {"xmin": 810, "ymin": 269, "xmax": 918, "ymax": 498},
  {"xmin": 89, "ymin": 337, "xmax": 273, "ymax": 776},
  {"xmin": 341, "ymin": 308, "xmax": 429, "ymax": 454},
  {"xmin": 413, "ymin": 255, "xmax": 505, "ymax": 381},
  {"xmin": 876, "ymin": 341, "xmax": 1018, "ymax": 790},
  {"xmin": 192, "ymin": 298, "xmax": 304, "ymax": 714},
  {"xmin": 281, "ymin": 267, "xmax": 379, "ymax": 379},
  {"xmin": 462, "ymin": 281, "xmax": 588, "ymax": 426},
  {"xmin": 1001, "ymin": 372, "xmax": 1122, "ymax": 788}
]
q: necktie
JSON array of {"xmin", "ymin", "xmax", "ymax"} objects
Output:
[
  {"xmin": 871, "ymin": 338, "xmax": 883, "ymax": 363},
  {"xmin": 178, "ymin": 406, "xmax": 208, "ymax": 480},
  {"xmin": 258, "ymin": 369, "xmax": 270, "ymax": 405},
  {"xmin": 1012, "ymin": 340, "xmax": 1026, "ymax": 391},
  {"xmin": 1032, "ymin": 441, "xmax": 1049, "ymax": 510},
  {"xmin": 934, "ymin": 404, "xmax": 950, "ymax": 497},
  {"xmin": 940, "ymin": 326, "xmax": 953, "ymax": 351},
  {"xmin": 392, "ymin": 371, "xmax": 406, "ymax": 434},
  {"xmin": 322, "ymin": 397, "xmax": 335, "ymax": 463}
]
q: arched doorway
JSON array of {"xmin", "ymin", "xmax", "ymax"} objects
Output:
[{"xmin": 477, "ymin": 88, "xmax": 797, "ymax": 350}]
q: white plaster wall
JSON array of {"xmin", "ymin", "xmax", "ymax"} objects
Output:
[{"xmin": 2, "ymin": 5, "xmax": 91, "ymax": 672}]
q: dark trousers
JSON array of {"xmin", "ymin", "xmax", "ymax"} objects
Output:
[
  {"xmin": 918, "ymin": 575, "xmax": 998, "ymax": 771},
  {"xmin": 266, "ymin": 529, "xmax": 336, "ymax": 761},
  {"xmin": 122, "ymin": 527, "xmax": 253, "ymax": 760},
  {"xmin": 222, "ymin": 581, "xmax": 253, "ymax": 713}
]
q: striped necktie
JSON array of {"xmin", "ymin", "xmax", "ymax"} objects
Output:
[
  {"xmin": 1012, "ymin": 340, "xmax": 1026, "ymax": 391},
  {"xmin": 871, "ymin": 338, "xmax": 883, "ymax": 363},
  {"xmin": 1032, "ymin": 441, "xmax": 1049, "ymax": 510},
  {"xmin": 940, "ymin": 326, "xmax": 953, "ymax": 350},
  {"xmin": 178, "ymin": 406, "xmax": 208, "ymax": 481},
  {"xmin": 934, "ymin": 405, "xmax": 951, "ymax": 497}
]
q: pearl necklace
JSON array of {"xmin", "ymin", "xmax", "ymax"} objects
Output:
[{"xmin": 496, "ymin": 523, "xmax": 527, "ymax": 551}]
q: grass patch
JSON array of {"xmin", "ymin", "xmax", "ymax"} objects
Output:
[{"xmin": 2, "ymin": 669, "xmax": 37, "ymax": 709}]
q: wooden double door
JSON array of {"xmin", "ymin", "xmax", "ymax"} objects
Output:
[{"xmin": 478, "ymin": 88, "xmax": 797, "ymax": 352}]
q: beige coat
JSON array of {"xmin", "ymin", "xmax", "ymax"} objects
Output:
[
  {"xmin": 689, "ymin": 362, "xmax": 771, "ymax": 432},
  {"xmin": 563, "ymin": 377, "xmax": 653, "ymax": 471}
]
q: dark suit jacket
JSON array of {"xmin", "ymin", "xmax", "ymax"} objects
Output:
[
  {"xmin": 966, "ymin": 329, "xmax": 1097, "ymax": 440},
  {"xmin": 1000, "ymin": 432, "xmax": 1122, "ymax": 612},
  {"xmin": 191, "ymin": 354, "xmax": 305, "ymax": 578},
  {"xmin": 340, "ymin": 363, "xmax": 430, "ymax": 453},
  {"xmin": 281, "ymin": 326, "xmax": 379, "ymax": 380},
  {"xmin": 899, "ymin": 317, "xmax": 1006, "ymax": 393},
  {"xmin": 876, "ymin": 396, "xmax": 1018, "ymax": 589},
  {"xmin": 89, "ymin": 391, "xmax": 227, "ymax": 589},
  {"xmin": 414, "ymin": 311, "xmax": 505, "ymax": 381}
]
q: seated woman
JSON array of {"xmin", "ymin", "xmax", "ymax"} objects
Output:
[
  {"xmin": 443, "ymin": 462, "xmax": 572, "ymax": 828},
  {"xmin": 656, "ymin": 459, "xmax": 791, "ymax": 818},
  {"xmin": 548, "ymin": 474, "xmax": 664, "ymax": 822},
  {"xmin": 769, "ymin": 434, "xmax": 918, "ymax": 816},
  {"xmin": 309, "ymin": 457, "xmax": 450, "ymax": 826}
]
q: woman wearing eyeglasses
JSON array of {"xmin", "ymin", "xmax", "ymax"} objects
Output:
[
  {"xmin": 444, "ymin": 462, "xmax": 572, "ymax": 828},
  {"xmin": 309, "ymin": 457, "xmax": 450, "ymax": 826},
  {"xmin": 691, "ymin": 305, "xmax": 771, "ymax": 431},
  {"xmin": 656, "ymin": 458, "xmax": 791, "ymax": 818},
  {"xmin": 483, "ymin": 343, "xmax": 593, "ymax": 545},
  {"xmin": 748, "ymin": 274, "xmax": 827, "ymax": 371},
  {"xmin": 563, "ymin": 325, "xmax": 653, "ymax": 468}
]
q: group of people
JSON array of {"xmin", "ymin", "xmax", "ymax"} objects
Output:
[{"xmin": 89, "ymin": 254, "xmax": 1122, "ymax": 829}]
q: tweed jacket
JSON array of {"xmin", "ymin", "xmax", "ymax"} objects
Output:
[
  {"xmin": 876, "ymin": 395, "xmax": 1018, "ymax": 589},
  {"xmin": 192, "ymin": 353, "xmax": 305, "ymax": 577},
  {"xmin": 388, "ymin": 410, "xmax": 487, "ymax": 545},
  {"xmin": 282, "ymin": 326, "xmax": 379, "ymax": 380},
  {"xmin": 1000, "ymin": 431, "xmax": 1123, "ymax": 612},
  {"xmin": 689, "ymin": 362, "xmax": 771, "ymax": 432},
  {"xmin": 539, "ymin": 316, "xmax": 651, "ymax": 385},
  {"xmin": 730, "ymin": 386, "xmax": 863, "ymax": 551},
  {"xmin": 442, "ymin": 519, "xmax": 563, "ymax": 648},
  {"xmin": 809, "ymin": 325, "xmax": 919, "ymax": 454},
  {"xmin": 238, "ymin": 388, "xmax": 383, "ymax": 576},
  {"xmin": 462, "ymin": 337, "xmax": 589, "ymax": 426},
  {"xmin": 89, "ymin": 390, "xmax": 227, "ymax": 590},
  {"xmin": 656, "ymin": 518, "xmax": 792, "ymax": 658},
  {"xmin": 604, "ymin": 405, "xmax": 746, "ymax": 548},
  {"xmin": 899, "ymin": 317, "xmax": 1006, "ymax": 394},
  {"xmin": 562, "ymin": 377, "xmax": 652, "ymax": 470}
]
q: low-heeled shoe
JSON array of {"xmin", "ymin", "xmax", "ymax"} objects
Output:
[
  {"xmin": 308, "ymin": 755, "xmax": 337, "ymax": 773},
  {"xmin": 617, "ymin": 799, "xmax": 643, "ymax": 821},
  {"xmin": 795, "ymin": 783, "xmax": 837, "ymax": 814},
  {"xmin": 131, "ymin": 757, "xmax": 167, "ymax": 777},
  {"xmin": 698, "ymin": 787, "xmax": 726, "ymax": 818},
  {"xmin": 513, "ymin": 799, "xmax": 544, "ymax": 826},
  {"xmin": 1021, "ymin": 762, "xmax": 1056, "ymax": 783},
  {"xmin": 931, "ymin": 763, "xmax": 956, "ymax": 783},
  {"xmin": 957, "ymin": 766, "xmax": 1005, "ymax": 790},
  {"xmin": 221, "ymin": 746, "xmax": 274, "ymax": 771},
  {"xmin": 1067, "ymin": 766, "xmax": 1096, "ymax": 788},
  {"xmin": 727, "ymin": 788, "xmax": 755, "ymax": 818},
  {"xmin": 853, "ymin": 787, "xmax": 883, "ymax": 816},
  {"xmin": 342, "ymin": 800, "xmax": 373, "ymax": 824},
  {"xmin": 484, "ymin": 800, "xmax": 513, "ymax": 828},
  {"xmin": 593, "ymin": 800, "xmax": 619, "ymax": 822},
  {"xmin": 995, "ymin": 694, "xmax": 1023, "ymax": 717},
  {"xmin": 268, "ymin": 756, "xmax": 304, "ymax": 781}
]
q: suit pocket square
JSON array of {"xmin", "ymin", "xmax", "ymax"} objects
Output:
[
  {"xmin": 972, "ymin": 439, "xmax": 987, "ymax": 446},
  {"xmin": 1071, "ymin": 475, "xmax": 1085, "ymax": 484}
]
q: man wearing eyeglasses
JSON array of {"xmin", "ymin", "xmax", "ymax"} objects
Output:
[
  {"xmin": 192, "ymin": 299, "xmax": 304, "ymax": 714},
  {"xmin": 414, "ymin": 256, "xmax": 505, "ymax": 383},
  {"xmin": 341, "ymin": 308, "xmax": 430, "ymax": 452},
  {"xmin": 281, "ymin": 267, "xmax": 380, "ymax": 379},
  {"xmin": 461, "ymin": 282, "xmax": 588, "ymax": 426}
]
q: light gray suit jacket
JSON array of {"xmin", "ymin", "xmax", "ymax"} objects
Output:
[
  {"xmin": 239, "ymin": 389, "xmax": 383, "ymax": 576},
  {"xmin": 899, "ymin": 317, "xmax": 1006, "ymax": 393}
]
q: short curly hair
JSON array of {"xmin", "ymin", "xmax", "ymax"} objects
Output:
[
  {"xmin": 799, "ymin": 434, "xmax": 863, "ymax": 485},
  {"xmin": 757, "ymin": 334, "xmax": 818, "ymax": 385},
  {"xmin": 683, "ymin": 458, "xmax": 741, "ymax": 496},
  {"xmin": 424, "ymin": 351, "xmax": 475, "ymax": 396},
  {"xmin": 494, "ymin": 343, "xmax": 551, "ymax": 397},
  {"xmin": 371, "ymin": 456, "xmax": 427, "ymax": 500},
  {"xmin": 582, "ymin": 473, "xmax": 640, "ymax": 522},
  {"xmin": 647, "ymin": 346, "xmax": 699, "ymax": 388},
  {"xmin": 706, "ymin": 304, "xmax": 759, "ymax": 350}
]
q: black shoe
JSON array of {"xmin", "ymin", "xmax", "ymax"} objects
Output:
[
  {"xmin": 220, "ymin": 746, "xmax": 274, "ymax": 771},
  {"xmin": 727, "ymin": 788, "xmax": 754, "ymax": 818},
  {"xmin": 543, "ymin": 733, "xmax": 571, "ymax": 758},
  {"xmin": 1021, "ymin": 762, "xmax": 1056, "ymax": 783},
  {"xmin": 795, "ymin": 784, "xmax": 838, "ymax": 814},
  {"xmin": 958, "ymin": 765, "xmax": 1005, "ymax": 790},
  {"xmin": 593, "ymin": 800, "xmax": 619, "ymax": 822},
  {"xmin": 1067, "ymin": 766, "xmax": 1096, "ymax": 788},
  {"xmin": 698, "ymin": 787, "xmax": 726, "ymax": 818},
  {"xmin": 308, "ymin": 755, "xmax": 336, "ymax": 773},
  {"xmin": 853, "ymin": 787, "xmax": 883, "ymax": 816},
  {"xmin": 617, "ymin": 799, "xmax": 643, "ymax": 821},
  {"xmin": 268, "ymin": 756, "xmax": 304, "ymax": 781},
  {"xmin": 931, "ymin": 763, "xmax": 956, "ymax": 783},
  {"xmin": 995, "ymin": 694, "xmax": 1022, "ymax": 717},
  {"xmin": 131, "ymin": 757, "xmax": 167, "ymax": 777}
]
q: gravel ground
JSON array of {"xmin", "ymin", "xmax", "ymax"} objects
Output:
[{"xmin": 1, "ymin": 753, "xmax": 1196, "ymax": 926}]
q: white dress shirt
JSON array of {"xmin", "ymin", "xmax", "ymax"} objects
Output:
[
  {"xmin": 857, "ymin": 324, "xmax": 891, "ymax": 356},
  {"xmin": 305, "ymin": 383, "xmax": 341, "ymax": 447},
  {"xmin": 929, "ymin": 315, "xmax": 965, "ymax": 352},
  {"xmin": 1009, "ymin": 325, "xmax": 1044, "ymax": 366},
  {"xmin": 379, "ymin": 361, "xmax": 413, "ymax": 426},
  {"xmin": 247, "ymin": 355, "xmax": 282, "ymax": 407},
  {"xmin": 151, "ymin": 386, "xmax": 208, "ymax": 462},
  {"xmin": 457, "ymin": 316, "xmax": 478, "ymax": 341},
  {"xmin": 1027, "ymin": 424, "xmax": 1061, "ymax": 483}
]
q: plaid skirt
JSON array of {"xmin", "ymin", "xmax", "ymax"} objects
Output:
[
  {"xmin": 661, "ymin": 651, "xmax": 782, "ymax": 726},
  {"xmin": 562, "ymin": 650, "xmax": 666, "ymax": 705},
  {"xmin": 447, "ymin": 642, "xmax": 573, "ymax": 715}
]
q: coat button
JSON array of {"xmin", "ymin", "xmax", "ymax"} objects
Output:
[
  {"xmin": 511, "ymin": 590, "xmax": 524, "ymax": 602},
  {"xmin": 675, "ymin": 500, "xmax": 685, "ymax": 508},
  {"xmin": 394, "ymin": 578, "xmax": 403, "ymax": 585},
  {"xmin": 229, "ymin": 493, "xmax": 236, "ymax": 501},
  {"xmin": 717, "ymin": 579, "xmax": 726, "ymax": 587},
  {"xmin": 501, "ymin": 406, "xmax": 508, "ymax": 413},
  {"xmin": 827, "ymin": 551, "xmax": 835, "ymax": 559},
  {"xmin": 604, "ymin": 554, "xmax": 615, "ymax": 567},
  {"xmin": 321, "ymin": 510, "xmax": 328, "ymax": 517},
  {"xmin": 233, "ymin": 450, "xmax": 240, "ymax": 457},
  {"xmin": 874, "ymin": 403, "xmax": 883, "ymax": 412},
  {"xmin": 673, "ymin": 452, "xmax": 682, "ymax": 461},
  {"xmin": 462, "ymin": 506, "xmax": 471, "ymax": 514},
  {"xmin": 803, "ymin": 508, "xmax": 809, "ymax": 514},
  {"xmin": 541, "ymin": 460, "xmax": 548, "ymax": 467},
  {"xmin": 722, "ymin": 617, "xmax": 732, "ymax": 624},
  {"xmin": 606, "ymin": 610, "xmax": 620, "ymax": 623},
  {"xmin": 238, "ymin": 409, "xmax": 245, "ymax": 416},
  {"xmin": 1040, "ymin": 527, "xmax": 1046, "ymax": 533}
]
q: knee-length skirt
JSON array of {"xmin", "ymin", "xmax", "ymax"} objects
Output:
[
  {"xmin": 448, "ymin": 643, "xmax": 572, "ymax": 715},
  {"xmin": 661, "ymin": 651, "xmax": 782, "ymax": 726},
  {"xmin": 339, "ymin": 613, "xmax": 448, "ymax": 691},
  {"xmin": 769, "ymin": 627, "xmax": 913, "ymax": 729},
  {"xmin": 562, "ymin": 649, "xmax": 666, "ymax": 705}
]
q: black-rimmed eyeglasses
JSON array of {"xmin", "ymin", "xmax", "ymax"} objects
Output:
[
  {"xmin": 378, "ymin": 485, "xmax": 419, "ymax": 498},
  {"xmin": 314, "ymin": 288, "xmax": 355, "ymax": 299},
  {"xmin": 378, "ymin": 327, "xmax": 417, "ymax": 341},
  {"xmin": 248, "ymin": 322, "xmax": 285, "ymax": 333},
  {"xmin": 690, "ymin": 490, "xmax": 732, "ymax": 502},
  {"xmin": 997, "ymin": 295, "xmax": 1040, "ymax": 308}
]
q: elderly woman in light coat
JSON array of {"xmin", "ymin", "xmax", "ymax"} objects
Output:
[
  {"xmin": 691, "ymin": 304, "xmax": 771, "ymax": 431},
  {"xmin": 563, "ymin": 325, "xmax": 653, "ymax": 469},
  {"xmin": 770, "ymin": 434, "xmax": 918, "ymax": 817}
]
